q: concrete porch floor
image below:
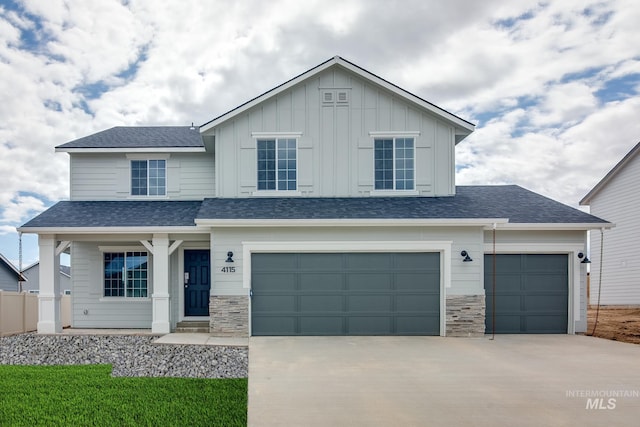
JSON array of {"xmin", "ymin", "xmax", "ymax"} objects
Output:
[{"xmin": 58, "ymin": 328, "xmax": 248, "ymax": 347}]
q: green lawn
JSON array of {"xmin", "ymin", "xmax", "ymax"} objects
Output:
[{"xmin": 0, "ymin": 365, "xmax": 247, "ymax": 427}]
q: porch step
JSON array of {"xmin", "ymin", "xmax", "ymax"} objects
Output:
[{"xmin": 175, "ymin": 321, "xmax": 210, "ymax": 333}]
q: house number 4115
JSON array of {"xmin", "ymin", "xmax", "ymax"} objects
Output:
[{"xmin": 221, "ymin": 266, "xmax": 236, "ymax": 273}]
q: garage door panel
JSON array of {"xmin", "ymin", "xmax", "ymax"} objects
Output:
[
  {"xmin": 346, "ymin": 253, "xmax": 393, "ymax": 270},
  {"xmin": 348, "ymin": 316, "xmax": 392, "ymax": 335},
  {"xmin": 524, "ymin": 255, "xmax": 568, "ymax": 272},
  {"xmin": 396, "ymin": 316, "xmax": 440, "ymax": 334},
  {"xmin": 523, "ymin": 275, "xmax": 567, "ymax": 290},
  {"xmin": 252, "ymin": 295, "xmax": 296, "ymax": 312},
  {"xmin": 396, "ymin": 294, "xmax": 439, "ymax": 311},
  {"xmin": 254, "ymin": 273, "xmax": 297, "ymax": 291},
  {"xmin": 254, "ymin": 317, "xmax": 296, "ymax": 335},
  {"xmin": 347, "ymin": 273, "xmax": 392, "ymax": 290},
  {"xmin": 252, "ymin": 252, "xmax": 440, "ymax": 336},
  {"xmin": 485, "ymin": 254, "xmax": 568, "ymax": 334},
  {"xmin": 395, "ymin": 272, "xmax": 440, "ymax": 290},
  {"xmin": 299, "ymin": 273, "xmax": 343, "ymax": 290},
  {"xmin": 525, "ymin": 315, "xmax": 567, "ymax": 333},
  {"xmin": 395, "ymin": 253, "xmax": 439, "ymax": 270},
  {"xmin": 298, "ymin": 253, "xmax": 343, "ymax": 270},
  {"xmin": 525, "ymin": 295, "xmax": 566, "ymax": 311},
  {"xmin": 300, "ymin": 295, "xmax": 343, "ymax": 312},
  {"xmin": 300, "ymin": 317, "xmax": 344, "ymax": 334},
  {"xmin": 348, "ymin": 295, "xmax": 392, "ymax": 311},
  {"xmin": 253, "ymin": 253, "xmax": 297, "ymax": 270}
]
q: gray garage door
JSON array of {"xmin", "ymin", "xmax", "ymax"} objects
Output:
[
  {"xmin": 484, "ymin": 254, "xmax": 568, "ymax": 334},
  {"xmin": 251, "ymin": 252, "xmax": 440, "ymax": 336}
]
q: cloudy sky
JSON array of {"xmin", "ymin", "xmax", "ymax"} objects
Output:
[{"xmin": 1, "ymin": 0, "xmax": 640, "ymax": 268}]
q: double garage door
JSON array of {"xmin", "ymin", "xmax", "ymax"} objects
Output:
[
  {"xmin": 251, "ymin": 252, "xmax": 440, "ymax": 336},
  {"xmin": 485, "ymin": 254, "xmax": 569, "ymax": 334}
]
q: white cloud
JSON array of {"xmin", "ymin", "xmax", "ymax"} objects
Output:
[{"xmin": 0, "ymin": 0, "xmax": 640, "ymax": 261}]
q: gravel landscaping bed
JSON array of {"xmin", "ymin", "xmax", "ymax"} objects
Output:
[{"xmin": 0, "ymin": 333, "xmax": 248, "ymax": 378}]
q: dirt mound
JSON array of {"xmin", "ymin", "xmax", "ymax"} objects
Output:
[{"xmin": 586, "ymin": 307, "xmax": 640, "ymax": 345}]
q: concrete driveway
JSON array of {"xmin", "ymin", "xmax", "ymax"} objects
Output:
[{"xmin": 248, "ymin": 335, "xmax": 640, "ymax": 427}]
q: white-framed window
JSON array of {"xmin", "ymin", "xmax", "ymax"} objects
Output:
[
  {"xmin": 103, "ymin": 251, "xmax": 148, "ymax": 298},
  {"xmin": 257, "ymin": 138, "xmax": 297, "ymax": 191},
  {"xmin": 374, "ymin": 137, "xmax": 415, "ymax": 190},
  {"xmin": 131, "ymin": 159, "xmax": 166, "ymax": 196},
  {"xmin": 63, "ymin": 290, "xmax": 72, "ymax": 295}
]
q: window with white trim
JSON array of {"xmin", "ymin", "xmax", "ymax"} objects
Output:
[
  {"xmin": 374, "ymin": 137, "xmax": 415, "ymax": 190},
  {"xmin": 257, "ymin": 138, "xmax": 297, "ymax": 191},
  {"xmin": 103, "ymin": 251, "xmax": 148, "ymax": 298},
  {"xmin": 131, "ymin": 160, "xmax": 166, "ymax": 196}
]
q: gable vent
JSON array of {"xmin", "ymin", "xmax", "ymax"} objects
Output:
[
  {"xmin": 323, "ymin": 91, "xmax": 334, "ymax": 103},
  {"xmin": 337, "ymin": 91, "xmax": 349, "ymax": 103}
]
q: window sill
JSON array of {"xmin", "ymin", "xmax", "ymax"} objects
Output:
[
  {"xmin": 251, "ymin": 191, "xmax": 302, "ymax": 197},
  {"xmin": 99, "ymin": 297, "xmax": 152, "ymax": 302},
  {"xmin": 126, "ymin": 195, "xmax": 169, "ymax": 200},
  {"xmin": 370, "ymin": 190, "xmax": 420, "ymax": 197}
]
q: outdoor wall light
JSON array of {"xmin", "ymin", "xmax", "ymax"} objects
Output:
[
  {"xmin": 578, "ymin": 252, "xmax": 591, "ymax": 264},
  {"xmin": 461, "ymin": 250, "xmax": 473, "ymax": 262},
  {"xmin": 226, "ymin": 251, "xmax": 234, "ymax": 263}
]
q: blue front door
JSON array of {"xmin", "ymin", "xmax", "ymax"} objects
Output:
[{"xmin": 184, "ymin": 250, "xmax": 210, "ymax": 316}]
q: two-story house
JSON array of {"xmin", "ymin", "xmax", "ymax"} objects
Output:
[{"xmin": 20, "ymin": 56, "xmax": 608, "ymax": 337}]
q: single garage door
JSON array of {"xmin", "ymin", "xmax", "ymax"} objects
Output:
[
  {"xmin": 484, "ymin": 254, "xmax": 568, "ymax": 334},
  {"xmin": 251, "ymin": 252, "xmax": 440, "ymax": 336}
]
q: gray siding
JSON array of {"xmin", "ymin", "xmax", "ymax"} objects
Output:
[
  {"xmin": 21, "ymin": 265, "xmax": 71, "ymax": 294},
  {"xmin": 70, "ymin": 242, "xmax": 152, "ymax": 328},
  {"xmin": 589, "ymin": 152, "xmax": 640, "ymax": 305},
  {"xmin": 0, "ymin": 262, "xmax": 18, "ymax": 292},
  {"xmin": 69, "ymin": 152, "xmax": 215, "ymax": 201},
  {"xmin": 210, "ymin": 67, "xmax": 457, "ymax": 198}
]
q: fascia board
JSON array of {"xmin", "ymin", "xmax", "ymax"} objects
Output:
[
  {"xmin": 492, "ymin": 222, "xmax": 614, "ymax": 231},
  {"xmin": 55, "ymin": 147, "xmax": 206, "ymax": 153},
  {"xmin": 195, "ymin": 218, "xmax": 509, "ymax": 227},
  {"xmin": 17, "ymin": 226, "xmax": 206, "ymax": 234}
]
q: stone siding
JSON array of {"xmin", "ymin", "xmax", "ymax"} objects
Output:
[
  {"xmin": 210, "ymin": 295, "xmax": 249, "ymax": 337},
  {"xmin": 446, "ymin": 295, "xmax": 485, "ymax": 337}
]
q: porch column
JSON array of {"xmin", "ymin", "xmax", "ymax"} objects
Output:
[
  {"xmin": 151, "ymin": 234, "xmax": 170, "ymax": 334},
  {"xmin": 37, "ymin": 235, "xmax": 61, "ymax": 333}
]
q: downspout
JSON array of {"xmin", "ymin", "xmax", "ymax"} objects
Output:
[
  {"xmin": 589, "ymin": 228, "xmax": 605, "ymax": 336},
  {"xmin": 490, "ymin": 223, "xmax": 497, "ymax": 341}
]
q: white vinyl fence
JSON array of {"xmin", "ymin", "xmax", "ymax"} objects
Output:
[{"xmin": 0, "ymin": 292, "xmax": 71, "ymax": 336}]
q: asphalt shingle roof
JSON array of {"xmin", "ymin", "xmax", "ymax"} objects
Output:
[
  {"xmin": 19, "ymin": 186, "xmax": 607, "ymax": 229},
  {"xmin": 21, "ymin": 201, "xmax": 202, "ymax": 228},
  {"xmin": 197, "ymin": 186, "xmax": 606, "ymax": 223},
  {"xmin": 56, "ymin": 126, "xmax": 203, "ymax": 149}
]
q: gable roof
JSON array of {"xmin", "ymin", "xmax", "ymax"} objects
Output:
[
  {"xmin": 199, "ymin": 56, "xmax": 475, "ymax": 139},
  {"xmin": 56, "ymin": 126, "xmax": 205, "ymax": 153},
  {"xmin": 580, "ymin": 141, "xmax": 640, "ymax": 205},
  {"xmin": 0, "ymin": 253, "xmax": 27, "ymax": 282}
]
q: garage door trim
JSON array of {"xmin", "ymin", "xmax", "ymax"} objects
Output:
[
  {"xmin": 243, "ymin": 240, "xmax": 452, "ymax": 336},
  {"xmin": 483, "ymin": 242, "xmax": 584, "ymax": 334}
]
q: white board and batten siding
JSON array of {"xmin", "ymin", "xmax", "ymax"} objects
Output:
[
  {"xmin": 588, "ymin": 152, "xmax": 640, "ymax": 305},
  {"xmin": 69, "ymin": 152, "xmax": 215, "ymax": 200},
  {"xmin": 211, "ymin": 66, "xmax": 456, "ymax": 198}
]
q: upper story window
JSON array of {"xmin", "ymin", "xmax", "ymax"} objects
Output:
[
  {"xmin": 131, "ymin": 160, "xmax": 166, "ymax": 196},
  {"xmin": 374, "ymin": 137, "xmax": 414, "ymax": 190},
  {"xmin": 257, "ymin": 138, "xmax": 297, "ymax": 191}
]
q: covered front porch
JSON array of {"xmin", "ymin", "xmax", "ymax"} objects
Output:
[{"xmin": 34, "ymin": 231, "xmax": 212, "ymax": 335}]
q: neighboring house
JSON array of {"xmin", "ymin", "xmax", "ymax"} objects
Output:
[
  {"xmin": 0, "ymin": 253, "xmax": 26, "ymax": 292},
  {"xmin": 20, "ymin": 56, "xmax": 609, "ymax": 336},
  {"xmin": 20, "ymin": 262, "xmax": 71, "ymax": 295},
  {"xmin": 580, "ymin": 141, "xmax": 640, "ymax": 306}
]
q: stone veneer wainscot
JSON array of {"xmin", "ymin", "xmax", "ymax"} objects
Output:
[
  {"xmin": 210, "ymin": 296, "xmax": 249, "ymax": 337},
  {"xmin": 446, "ymin": 295, "xmax": 485, "ymax": 337}
]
